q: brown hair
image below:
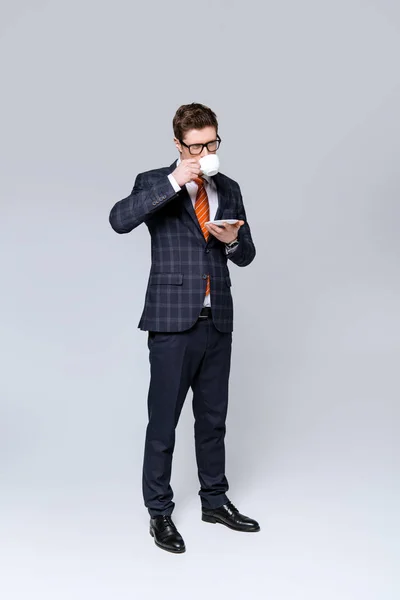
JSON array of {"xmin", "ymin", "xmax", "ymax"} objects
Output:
[{"xmin": 173, "ymin": 103, "xmax": 218, "ymax": 141}]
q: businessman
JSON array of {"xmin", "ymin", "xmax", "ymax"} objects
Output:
[{"xmin": 109, "ymin": 103, "xmax": 259, "ymax": 553}]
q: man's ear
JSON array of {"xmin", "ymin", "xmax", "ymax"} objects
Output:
[{"xmin": 174, "ymin": 137, "xmax": 182, "ymax": 154}]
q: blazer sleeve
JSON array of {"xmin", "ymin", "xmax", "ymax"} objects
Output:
[
  {"xmin": 227, "ymin": 184, "xmax": 256, "ymax": 267},
  {"xmin": 109, "ymin": 173, "xmax": 178, "ymax": 234}
]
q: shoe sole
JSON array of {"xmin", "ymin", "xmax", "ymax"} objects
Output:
[
  {"xmin": 202, "ymin": 513, "xmax": 260, "ymax": 532},
  {"xmin": 149, "ymin": 527, "xmax": 186, "ymax": 553}
]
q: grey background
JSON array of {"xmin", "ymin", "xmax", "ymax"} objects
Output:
[{"xmin": 1, "ymin": 0, "xmax": 399, "ymax": 598}]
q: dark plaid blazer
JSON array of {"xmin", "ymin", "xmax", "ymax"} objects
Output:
[{"xmin": 109, "ymin": 160, "xmax": 256, "ymax": 333}]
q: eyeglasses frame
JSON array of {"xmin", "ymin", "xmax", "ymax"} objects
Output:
[{"xmin": 178, "ymin": 135, "xmax": 222, "ymax": 155}]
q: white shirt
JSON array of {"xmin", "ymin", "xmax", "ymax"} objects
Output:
[{"xmin": 167, "ymin": 158, "xmax": 218, "ymax": 307}]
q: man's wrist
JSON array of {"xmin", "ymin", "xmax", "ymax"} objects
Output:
[{"xmin": 225, "ymin": 238, "xmax": 239, "ymax": 254}]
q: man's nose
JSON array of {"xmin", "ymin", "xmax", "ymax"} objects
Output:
[{"xmin": 199, "ymin": 146, "xmax": 210, "ymax": 158}]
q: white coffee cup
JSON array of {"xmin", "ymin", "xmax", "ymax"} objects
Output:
[{"xmin": 199, "ymin": 154, "xmax": 220, "ymax": 176}]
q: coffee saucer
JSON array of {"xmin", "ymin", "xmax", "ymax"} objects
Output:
[{"xmin": 205, "ymin": 219, "xmax": 238, "ymax": 227}]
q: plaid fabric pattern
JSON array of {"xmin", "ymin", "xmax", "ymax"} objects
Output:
[{"xmin": 109, "ymin": 161, "xmax": 256, "ymax": 333}]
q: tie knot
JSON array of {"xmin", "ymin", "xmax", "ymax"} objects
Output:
[{"xmin": 194, "ymin": 176, "xmax": 205, "ymax": 188}]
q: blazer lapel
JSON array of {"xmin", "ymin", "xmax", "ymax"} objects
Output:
[
  {"xmin": 180, "ymin": 186, "xmax": 206, "ymax": 243},
  {"xmin": 206, "ymin": 172, "xmax": 229, "ymax": 247},
  {"xmin": 212, "ymin": 172, "xmax": 227, "ymax": 221},
  {"xmin": 168, "ymin": 161, "xmax": 205, "ymax": 244}
]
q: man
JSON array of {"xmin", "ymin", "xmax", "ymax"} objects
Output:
[{"xmin": 109, "ymin": 103, "xmax": 259, "ymax": 554}]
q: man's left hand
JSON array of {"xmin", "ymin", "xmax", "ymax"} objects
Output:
[{"xmin": 205, "ymin": 220, "xmax": 245, "ymax": 243}]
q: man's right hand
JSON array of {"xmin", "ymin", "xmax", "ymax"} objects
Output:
[{"xmin": 171, "ymin": 159, "xmax": 201, "ymax": 187}]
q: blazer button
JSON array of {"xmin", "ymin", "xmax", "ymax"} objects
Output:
[
  {"xmin": 205, "ymin": 249, "xmax": 210, "ymax": 253},
  {"xmin": 202, "ymin": 274, "xmax": 207, "ymax": 279},
  {"xmin": 152, "ymin": 201, "xmax": 157, "ymax": 205}
]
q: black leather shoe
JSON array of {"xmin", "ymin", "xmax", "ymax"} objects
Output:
[
  {"xmin": 149, "ymin": 515, "xmax": 186, "ymax": 553},
  {"xmin": 202, "ymin": 501, "xmax": 260, "ymax": 532}
]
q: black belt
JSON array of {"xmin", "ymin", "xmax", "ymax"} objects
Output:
[{"xmin": 198, "ymin": 307, "xmax": 212, "ymax": 319}]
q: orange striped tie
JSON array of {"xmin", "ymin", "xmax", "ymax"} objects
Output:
[{"xmin": 194, "ymin": 176, "xmax": 211, "ymax": 296}]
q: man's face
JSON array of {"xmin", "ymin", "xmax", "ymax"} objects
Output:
[{"xmin": 174, "ymin": 126, "xmax": 218, "ymax": 161}]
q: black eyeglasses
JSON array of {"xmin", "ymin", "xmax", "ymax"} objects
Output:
[{"xmin": 179, "ymin": 135, "xmax": 221, "ymax": 156}]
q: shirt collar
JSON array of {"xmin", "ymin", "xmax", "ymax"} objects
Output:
[{"xmin": 176, "ymin": 157, "xmax": 211, "ymax": 184}]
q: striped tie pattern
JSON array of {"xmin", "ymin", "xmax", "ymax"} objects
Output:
[{"xmin": 194, "ymin": 176, "xmax": 211, "ymax": 296}]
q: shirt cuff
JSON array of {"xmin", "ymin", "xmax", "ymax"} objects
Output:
[{"xmin": 168, "ymin": 173, "xmax": 181, "ymax": 193}]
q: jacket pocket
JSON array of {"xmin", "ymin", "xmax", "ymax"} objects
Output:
[{"xmin": 149, "ymin": 273, "xmax": 184, "ymax": 285}]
